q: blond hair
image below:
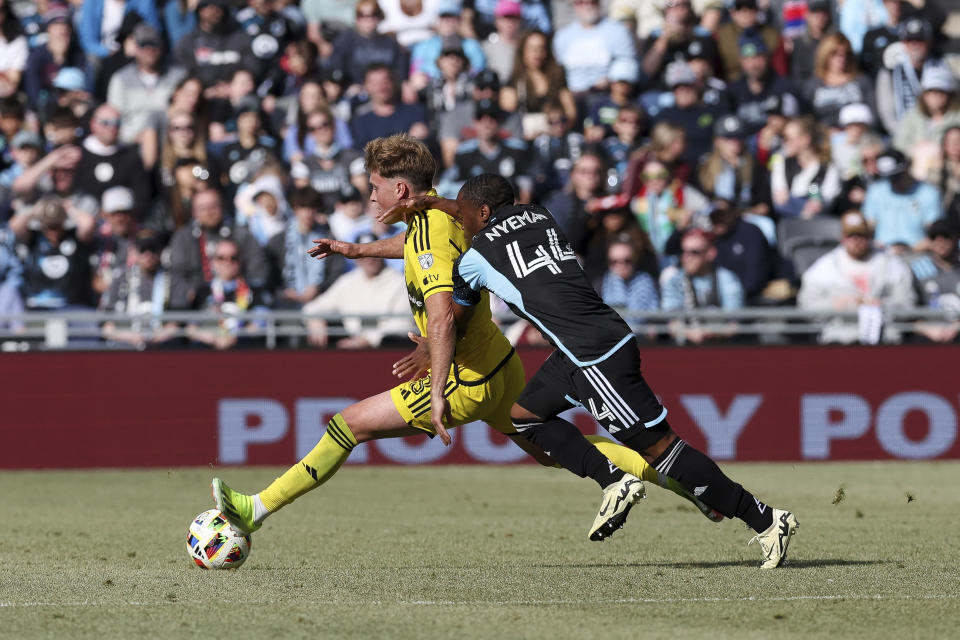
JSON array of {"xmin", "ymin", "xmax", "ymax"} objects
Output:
[{"xmin": 363, "ymin": 135, "xmax": 436, "ymax": 193}]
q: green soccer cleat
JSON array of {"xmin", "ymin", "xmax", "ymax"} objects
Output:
[
  {"xmin": 589, "ymin": 474, "xmax": 645, "ymax": 541},
  {"xmin": 749, "ymin": 508, "xmax": 799, "ymax": 569},
  {"xmin": 211, "ymin": 477, "xmax": 261, "ymax": 535}
]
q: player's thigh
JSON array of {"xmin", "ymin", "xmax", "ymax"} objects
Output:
[
  {"xmin": 390, "ymin": 369, "xmax": 470, "ymax": 435},
  {"xmin": 479, "ymin": 352, "xmax": 526, "ymax": 435},
  {"xmin": 514, "ymin": 350, "xmax": 579, "ymax": 421},
  {"xmin": 341, "ymin": 390, "xmax": 421, "ymax": 443}
]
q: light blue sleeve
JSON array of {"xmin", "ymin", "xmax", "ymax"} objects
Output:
[
  {"xmin": 660, "ymin": 272, "xmax": 684, "ymax": 311},
  {"xmin": 862, "ymin": 183, "xmax": 881, "ymax": 222},
  {"xmin": 920, "ymin": 184, "xmax": 943, "ymax": 225},
  {"xmin": 718, "ymin": 268, "xmax": 744, "ymax": 310},
  {"xmin": 464, "ymin": 39, "xmax": 487, "ymax": 73},
  {"xmin": 605, "ymin": 20, "xmax": 637, "ymax": 60}
]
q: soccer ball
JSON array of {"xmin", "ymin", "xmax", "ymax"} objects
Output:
[{"xmin": 187, "ymin": 509, "xmax": 252, "ymax": 569}]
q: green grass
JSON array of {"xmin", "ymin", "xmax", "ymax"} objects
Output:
[{"xmin": 1, "ymin": 462, "xmax": 959, "ymax": 639}]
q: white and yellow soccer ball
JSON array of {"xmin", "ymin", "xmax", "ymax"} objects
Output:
[{"xmin": 187, "ymin": 509, "xmax": 252, "ymax": 569}]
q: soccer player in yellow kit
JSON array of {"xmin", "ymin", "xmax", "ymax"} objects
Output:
[{"xmin": 212, "ymin": 135, "xmax": 718, "ymax": 539}]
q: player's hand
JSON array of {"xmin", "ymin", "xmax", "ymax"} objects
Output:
[
  {"xmin": 392, "ymin": 332, "xmax": 430, "ymax": 380},
  {"xmin": 377, "ymin": 195, "xmax": 446, "ymax": 225},
  {"xmin": 431, "ymin": 392, "xmax": 454, "ymax": 446},
  {"xmin": 308, "ymin": 238, "xmax": 359, "ymax": 259}
]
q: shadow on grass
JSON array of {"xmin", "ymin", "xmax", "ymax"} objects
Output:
[{"xmin": 531, "ymin": 559, "xmax": 888, "ymax": 570}]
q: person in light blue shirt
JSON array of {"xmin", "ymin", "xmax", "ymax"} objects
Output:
[
  {"xmin": 661, "ymin": 228, "xmax": 744, "ymax": 311},
  {"xmin": 600, "ymin": 240, "xmax": 659, "ymax": 315},
  {"xmin": 552, "ymin": 0, "xmax": 636, "ymax": 94},
  {"xmin": 862, "ymin": 148, "xmax": 942, "ymax": 250}
]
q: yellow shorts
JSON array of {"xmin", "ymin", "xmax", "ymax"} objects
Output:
[{"xmin": 390, "ymin": 350, "xmax": 525, "ymax": 436}]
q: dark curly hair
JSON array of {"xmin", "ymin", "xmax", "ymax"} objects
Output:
[{"xmin": 458, "ymin": 174, "xmax": 515, "ymax": 212}]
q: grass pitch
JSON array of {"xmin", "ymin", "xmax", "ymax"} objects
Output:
[{"xmin": 1, "ymin": 462, "xmax": 959, "ymax": 639}]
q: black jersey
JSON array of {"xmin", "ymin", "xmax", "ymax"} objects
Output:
[{"xmin": 452, "ymin": 204, "xmax": 634, "ymax": 366}]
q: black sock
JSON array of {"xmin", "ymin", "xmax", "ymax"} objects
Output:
[
  {"xmin": 518, "ymin": 417, "xmax": 625, "ymax": 488},
  {"xmin": 647, "ymin": 438, "xmax": 774, "ymax": 533}
]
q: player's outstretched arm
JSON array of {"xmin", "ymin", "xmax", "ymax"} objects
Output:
[
  {"xmin": 308, "ymin": 233, "xmax": 405, "ymax": 260},
  {"xmin": 378, "ymin": 195, "xmax": 461, "ymax": 225}
]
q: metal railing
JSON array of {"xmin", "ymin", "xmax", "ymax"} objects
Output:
[{"xmin": 0, "ymin": 307, "xmax": 957, "ymax": 351}]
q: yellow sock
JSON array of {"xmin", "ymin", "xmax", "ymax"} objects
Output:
[
  {"xmin": 258, "ymin": 413, "xmax": 357, "ymax": 513},
  {"xmin": 585, "ymin": 435, "xmax": 660, "ymax": 484}
]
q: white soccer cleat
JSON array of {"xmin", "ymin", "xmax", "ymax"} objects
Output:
[
  {"xmin": 589, "ymin": 474, "xmax": 645, "ymax": 541},
  {"xmin": 749, "ymin": 508, "xmax": 799, "ymax": 569}
]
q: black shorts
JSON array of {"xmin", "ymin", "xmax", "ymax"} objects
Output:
[{"xmin": 516, "ymin": 339, "xmax": 667, "ymax": 437}]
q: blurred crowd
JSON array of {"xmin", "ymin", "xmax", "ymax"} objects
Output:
[{"xmin": 0, "ymin": 0, "xmax": 958, "ymax": 349}]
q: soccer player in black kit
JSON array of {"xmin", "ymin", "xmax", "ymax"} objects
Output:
[{"xmin": 385, "ymin": 173, "xmax": 798, "ymax": 569}]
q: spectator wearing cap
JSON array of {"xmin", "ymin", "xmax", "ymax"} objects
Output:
[
  {"xmin": 0, "ymin": 131, "xmax": 44, "ymax": 194},
  {"xmin": 215, "ymin": 95, "xmax": 281, "ymax": 198},
  {"xmin": 892, "ymin": 67, "xmax": 960, "ymax": 177},
  {"xmin": 789, "ymin": 0, "xmax": 833, "ymax": 86},
  {"xmin": 303, "ymin": 231, "xmax": 414, "ymax": 349},
  {"xmin": 234, "ymin": 173, "xmax": 291, "ymax": 248},
  {"xmin": 441, "ymin": 97, "xmax": 533, "ymax": 201},
  {"xmin": 860, "ymin": 0, "xmax": 904, "ymax": 77},
  {"xmin": 832, "ymin": 103, "xmax": 877, "ymax": 180},
  {"xmin": 326, "ymin": 0, "xmax": 408, "ymax": 93},
  {"xmin": 408, "ymin": 0, "xmax": 486, "ymax": 86},
  {"xmin": 168, "ymin": 188, "xmax": 269, "ymax": 310},
  {"xmin": 328, "ymin": 184, "xmax": 372, "ymax": 244},
  {"xmin": 478, "ymin": 2, "xmax": 523, "ymax": 86},
  {"xmin": 681, "ymin": 35, "xmax": 731, "ymax": 113},
  {"xmin": 438, "ymin": 68, "xmax": 522, "ymax": 166},
  {"xmin": 876, "ymin": 16, "xmax": 952, "ymax": 135},
  {"xmin": 499, "ymin": 30, "xmax": 576, "ymax": 142},
  {"xmin": 583, "ymin": 57, "xmax": 643, "ymax": 143},
  {"xmin": 600, "ymin": 239, "xmax": 660, "ymax": 314},
  {"xmin": 420, "ymin": 35, "xmax": 475, "ymax": 126},
  {"xmin": 728, "ymin": 33, "xmax": 801, "ymax": 137},
  {"xmin": 107, "ymin": 23, "xmax": 187, "ymax": 163},
  {"xmin": 833, "ymin": 131, "xmax": 887, "ymax": 215},
  {"xmin": 40, "ymin": 67, "xmax": 93, "ymax": 130},
  {"xmin": 9, "ymin": 195, "xmax": 96, "ymax": 311},
  {"xmin": 863, "ymin": 148, "xmax": 942, "ymax": 251},
  {"xmin": 92, "ymin": 185, "xmax": 139, "ymax": 300},
  {"xmin": 272, "ymin": 186, "xmax": 343, "ymax": 310},
  {"xmin": 100, "ymin": 229, "xmax": 179, "ymax": 348},
  {"xmin": 798, "ymin": 210, "xmax": 915, "ymax": 344},
  {"xmin": 350, "ymin": 64, "xmax": 430, "ymax": 151},
  {"xmin": 716, "ymin": 0, "xmax": 784, "ymax": 82},
  {"xmin": 908, "ymin": 219, "xmax": 960, "ymax": 310},
  {"xmin": 553, "ymin": 0, "xmax": 636, "ymax": 96},
  {"xmin": 656, "ymin": 60, "xmax": 728, "ymax": 167},
  {"xmin": 661, "ymin": 228, "xmax": 744, "ymax": 344},
  {"xmin": 378, "ymin": 0, "xmax": 441, "ymax": 50},
  {"xmin": 72, "ymin": 103, "xmax": 151, "ymax": 214},
  {"xmin": 534, "ymin": 104, "xmax": 589, "ymax": 201},
  {"xmin": 708, "ymin": 201, "xmax": 775, "ymax": 302},
  {"xmin": 163, "ymin": 0, "xmax": 198, "ymax": 49},
  {"xmin": 23, "ymin": 3, "xmax": 86, "ymax": 110},
  {"xmin": 698, "ymin": 114, "xmax": 771, "ymax": 217},
  {"xmin": 463, "ymin": 0, "xmax": 551, "ymax": 42},
  {"xmin": 174, "ymin": 0, "xmax": 256, "ymax": 97},
  {"xmin": 0, "ymin": 0, "xmax": 28, "ymax": 98},
  {"xmin": 299, "ymin": 106, "xmax": 366, "ymax": 213},
  {"xmin": 770, "ymin": 115, "xmax": 842, "ymax": 218},
  {"xmin": 77, "ymin": 0, "xmax": 161, "ymax": 64},
  {"xmin": 602, "ymin": 105, "xmax": 645, "ymax": 185},
  {"xmin": 802, "ymin": 33, "xmax": 877, "ymax": 129},
  {"xmin": 638, "ymin": 0, "xmax": 707, "ymax": 88}
]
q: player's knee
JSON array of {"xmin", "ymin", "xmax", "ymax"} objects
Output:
[
  {"xmin": 620, "ymin": 421, "xmax": 676, "ymax": 457},
  {"xmin": 509, "ymin": 402, "xmax": 539, "ymax": 423},
  {"xmin": 330, "ymin": 410, "xmax": 364, "ymax": 443}
]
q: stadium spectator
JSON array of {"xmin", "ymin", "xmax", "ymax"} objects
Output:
[
  {"xmin": 656, "ymin": 60, "xmax": 727, "ymax": 167},
  {"xmin": 408, "ymin": 1, "xmax": 485, "ymax": 85},
  {"xmin": 174, "ymin": 0, "xmax": 254, "ymax": 96},
  {"xmin": 802, "ymin": 33, "xmax": 876, "ymax": 129},
  {"xmin": 798, "ymin": 210, "xmax": 915, "ymax": 344},
  {"xmin": 153, "ymin": 157, "xmax": 212, "ymax": 232},
  {"xmin": 909, "ymin": 218, "xmax": 960, "ymax": 307},
  {"xmin": 552, "ymin": 0, "xmax": 636, "ymax": 96},
  {"xmin": 602, "ymin": 104, "xmax": 644, "ymax": 185},
  {"xmin": 299, "ymin": 107, "xmax": 366, "ymax": 212},
  {"xmin": 875, "ymin": 17, "xmax": 951, "ymax": 135},
  {"xmin": 216, "ymin": 95, "xmax": 282, "ymax": 194},
  {"xmin": 832, "ymin": 104, "xmax": 877, "ymax": 181},
  {"xmin": 185, "ymin": 237, "xmax": 269, "ymax": 349},
  {"xmin": 100, "ymin": 229, "xmax": 179, "ymax": 348},
  {"xmin": 728, "ymin": 34, "xmax": 800, "ymax": 137},
  {"xmin": 272, "ymin": 186, "xmax": 343, "ymax": 309},
  {"xmin": 92, "ymin": 11, "xmax": 143, "ymax": 103},
  {"xmin": 680, "ymin": 35, "xmax": 731, "ymax": 115},
  {"xmin": 0, "ymin": 221, "xmax": 23, "ymax": 327},
  {"xmin": 377, "ymin": 0, "xmax": 440, "ymax": 50},
  {"xmin": 234, "ymin": 173, "xmax": 291, "ymax": 248},
  {"xmin": 0, "ymin": 0, "xmax": 28, "ymax": 99},
  {"xmin": 78, "ymin": 0, "xmax": 160, "ymax": 78},
  {"xmin": 438, "ymin": 68, "xmax": 522, "ymax": 167},
  {"xmin": 163, "ymin": 0, "xmax": 198, "ymax": 49},
  {"xmin": 9, "ymin": 142, "xmax": 97, "ymax": 219},
  {"xmin": 166, "ymin": 75, "xmax": 208, "ymax": 132},
  {"xmin": 282, "ymin": 77, "xmax": 353, "ymax": 163},
  {"xmin": 273, "ymin": 39, "xmax": 321, "ymax": 121},
  {"xmin": 834, "ymin": 131, "xmax": 886, "ymax": 215},
  {"xmin": 72, "ymin": 103, "xmax": 151, "ymax": 212},
  {"xmin": 9, "ymin": 195, "xmax": 96, "ymax": 311},
  {"xmin": 23, "ymin": 3, "xmax": 85, "ymax": 111},
  {"xmin": 837, "ymin": 0, "xmax": 891, "ymax": 55},
  {"xmin": 92, "ymin": 186, "xmax": 139, "ymax": 301},
  {"xmin": 892, "ymin": 67, "xmax": 960, "ymax": 181},
  {"xmin": 167, "ymin": 188, "xmax": 269, "ymax": 310},
  {"xmin": 715, "ymin": 0, "xmax": 783, "ymax": 82},
  {"xmin": 708, "ymin": 201, "xmax": 775, "ymax": 302},
  {"xmin": 419, "ymin": 35, "xmax": 475, "ymax": 129},
  {"xmin": 0, "ymin": 131, "xmax": 43, "ymax": 201},
  {"xmin": 860, "ymin": 0, "xmax": 903, "ymax": 77},
  {"xmin": 770, "ymin": 116, "xmax": 842, "ymax": 218},
  {"xmin": 107, "ymin": 23, "xmax": 187, "ymax": 167},
  {"xmin": 159, "ymin": 110, "xmax": 209, "ymax": 191},
  {"xmin": 639, "ymin": 0, "xmax": 703, "ymax": 87},
  {"xmin": 661, "ymin": 228, "xmax": 744, "ymax": 343},
  {"xmin": 621, "ymin": 121, "xmax": 691, "ymax": 200},
  {"xmin": 583, "ymin": 57, "xmax": 642, "ymax": 144},
  {"xmin": 350, "ymin": 63, "xmax": 430, "ymax": 150},
  {"xmin": 863, "ymin": 148, "xmax": 942, "ymax": 251},
  {"xmin": 234, "ymin": 0, "xmax": 300, "ymax": 94},
  {"xmin": 935, "ymin": 126, "xmax": 960, "ymax": 229},
  {"xmin": 207, "ymin": 68, "xmax": 259, "ymax": 141},
  {"xmin": 789, "ymin": 0, "xmax": 832, "ymax": 85},
  {"xmin": 599, "ymin": 239, "xmax": 659, "ymax": 313},
  {"xmin": 531, "ymin": 102, "xmax": 588, "ymax": 199},
  {"xmin": 697, "ymin": 115, "xmax": 771, "ymax": 217},
  {"xmin": 498, "ymin": 30, "xmax": 576, "ymax": 141},
  {"xmin": 302, "ymin": 232, "xmax": 413, "ymax": 348},
  {"xmin": 464, "ymin": 0, "xmax": 551, "ymax": 41},
  {"xmin": 630, "ymin": 157, "xmax": 710, "ymax": 260},
  {"xmin": 39, "ymin": 67, "xmax": 94, "ymax": 132},
  {"xmin": 543, "ymin": 150, "xmax": 606, "ymax": 238},
  {"xmin": 479, "ymin": 0, "xmax": 523, "ymax": 84},
  {"xmin": 328, "ymin": 0, "xmax": 408, "ymax": 91},
  {"xmin": 753, "ymin": 95, "xmax": 788, "ymax": 167},
  {"xmin": 441, "ymin": 98, "xmax": 533, "ymax": 201},
  {"xmin": 328, "ymin": 185, "xmax": 373, "ymax": 244}
]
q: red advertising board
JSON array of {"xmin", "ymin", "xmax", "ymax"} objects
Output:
[{"xmin": 1, "ymin": 346, "xmax": 958, "ymax": 469}]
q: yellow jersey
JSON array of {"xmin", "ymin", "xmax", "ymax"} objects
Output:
[{"xmin": 403, "ymin": 202, "xmax": 512, "ymax": 382}]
